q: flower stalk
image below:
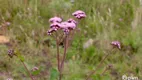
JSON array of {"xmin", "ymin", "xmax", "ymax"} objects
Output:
[
  {"xmin": 60, "ymin": 35, "xmax": 68, "ymax": 70},
  {"xmin": 55, "ymin": 32, "xmax": 60, "ymax": 72},
  {"xmin": 8, "ymin": 49, "xmax": 34, "ymax": 80},
  {"xmin": 86, "ymin": 52, "xmax": 111, "ymax": 80},
  {"xmin": 20, "ymin": 60, "xmax": 34, "ymax": 80},
  {"xmin": 59, "ymin": 35, "xmax": 68, "ymax": 80},
  {"xmin": 86, "ymin": 41, "xmax": 121, "ymax": 80}
]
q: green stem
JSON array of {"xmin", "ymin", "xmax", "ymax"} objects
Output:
[
  {"xmin": 86, "ymin": 52, "xmax": 111, "ymax": 80},
  {"xmin": 20, "ymin": 60, "xmax": 34, "ymax": 80},
  {"xmin": 56, "ymin": 32, "xmax": 60, "ymax": 72},
  {"xmin": 61, "ymin": 35, "xmax": 68, "ymax": 69},
  {"xmin": 101, "ymin": 67, "xmax": 108, "ymax": 76},
  {"xmin": 60, "ymin": 35, "xmax": 68, "ymax": 80}
]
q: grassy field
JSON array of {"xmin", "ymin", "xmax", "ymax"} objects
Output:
[{"xmin": 0, "ymin": 0, "xmax": 142, "ymax": 80}]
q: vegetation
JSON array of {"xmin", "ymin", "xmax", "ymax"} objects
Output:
[{"xmin": 0, "ymin": 0, "xmax": 141, "ymax": 80}]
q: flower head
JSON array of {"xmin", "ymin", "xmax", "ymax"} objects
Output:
[
  {"xmin": 111, "ymin": 41, "xmax": 121, "ymax": 49},
  {"xmin": 47, "ymin": 22, "xmax": 62, "ymax": 35},
  {"xmin": 47, "ymin": 27, "xmax": 58, "ymax": 35},
  {"xmin": 63, "ymin": 28, "xmax": 70, "ymax": 35},
  {"xmin": 60, "ymin": 20, "xmax": 77, "ymax": 34},
  {"xmin": 72, "ymin": 10, "xmax": 86, "ymax": 19},
  {"xmin": 49, "ymin": 17, "xmax": 62, "ymax": 23},
  {"xmin": 50, "ymin": 22, "xmax": 61, "ymax": 29},
  {"xmin": 67, "ymin": 18, "xmax": 77, "ymax": 25},
  {"xmin": 8, "ymin": 49, "xmax": 15, "ymax": 58},
  {"xmin": 60, "ymin": 22, "xmax": 70, "ymax": 34},
  {"xmin": 67, "ymin": 22, "xmax": 76, "ymax": 30},
  {"xmin": 61, "ymin": 21, "xmax": 76, "ymax": 30},
  {"xmin": 32, "ymin": 67, "xmax": 39, "ymax": 71},
  {"xmin": 72, "ymin": 10, "xmax": 85, "ymax": 16}
]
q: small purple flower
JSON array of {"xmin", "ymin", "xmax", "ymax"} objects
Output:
[
  {"xmin": 60, "ymin": 22, "xmax": 75, "ymax": 34},
  {"xmin": 63, "ymin": 28, "xmax": 70, "ymax": 35},
  {"xmin": 50, "ymin": 22, "xmax": 61, "ymax": 29},
  {"xmin": 8, "ymin": 49, "xmax": 14, "ymax": 58},
  {"xmin": 67, "ymin": 22, "xmax": 76, "ymax": 30},
  {"xmin": 67, "ymin": 18, "xmax": 77, "ymax": 25},
  {"xmin": 72, "ymin": 10, "xmax": 86, "ymax": 19},
  {"xmin": 72, "ymin": 10, "xmax": 85, "ymax": 16},
  {"xmin": 60, "ymin": 22, "xmax": 70, "ymax": 34},
  {"xmin": 47, "ymin": 22, "xmax": 62, "ymax": 35},
  {"xmin": 47, "ymin": 27, "xmax": 58, "ymax": 35},
  {"xmin": 61, "ymin": 21, "xmax": 76, "ymax": 30},
  {"xmin": 32, "ymin": 67, "xmax": 39, "ymax": 71},
  {"xmin": 49, "ymin": 17, "xmax": 62, "ymax": 23},
  {"xmin": 111, "ymin": 41, "xmax": 121, "ymax": 49}
]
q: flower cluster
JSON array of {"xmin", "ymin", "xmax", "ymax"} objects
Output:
[
  {"xmin": 47, "ymin": 10, "xmax": 86, "ymax": 35},
  {"xmin": 111, "ymin": 41, "xmax": 121, "ymax": 49},
  {"xmin": 8, "ymin": 49, "xmax": 15, "ymax": 58},
  {"xmin": 72, "ymin": 10, "xmax": 86, "ymax": 19}
]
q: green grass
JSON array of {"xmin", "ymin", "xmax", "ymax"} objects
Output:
[{"xmin": 0, "ymin": 0, "xmax": 142, "ymax": 80}]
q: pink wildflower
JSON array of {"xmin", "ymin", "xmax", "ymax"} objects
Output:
[
  {"xmin": 67, "ymin": 18, "xmax": 77, "ymax": 25},
  {"xmin": 47, "ymin": 21, "xmax": 62, "ymax": 35},
  {"xmin": 32, "ymin": 67, "xmax": 39, "ymax": 71},
  {"xmin": 72, "ymin": 10, "xmax": 86, "ymax": 19},
  {"xmin": 60, "ymin": 21, "xmax": 76, "ymax": 34},
  {"xmin": 111, "ymin": 41, "xmax": 121, "ymax": 49},
  {"xmin": 49, "ymin": 17, "xmax": 62, "ymax": 23},
  {"xmin": 60, "ymin": 22, "xmax": 68, "ymax": 29},
  {"xmin": 63, "ymin": 28, "xmax": 70, "ymax": 35},
  {"xmin": 47, "ymin": 27, "xmax": 58, "ymax": 35},
  {"xmin": 50, "ymin": 22, "xmax": 61, "ymax": 29},
  {"xmin": 72, "ymin": 10, "xmax": 85, "ymax": 16},
  {"xmin": 67, "ymin": 22, "xmax": 76, "ymax": 30},
  {"xmin": 61, "ymin": 21, "xmax": 76, "ymax": 30},
  {"xmin": 8, "ymin": 49, "xmax": 15, "ymax": 58}
]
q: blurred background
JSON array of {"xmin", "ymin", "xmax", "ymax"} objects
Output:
[{"xmin": 0, "ymin": 0, "xmax": 141, "ymax": 80}]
